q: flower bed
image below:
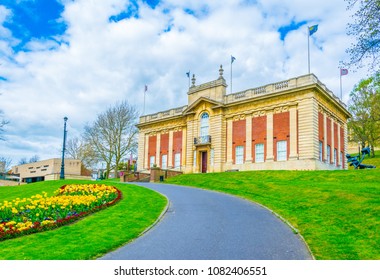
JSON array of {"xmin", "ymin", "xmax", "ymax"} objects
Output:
[{"xmin": 0, "ymin": 184, "xmax": 122, "ymax": 241}]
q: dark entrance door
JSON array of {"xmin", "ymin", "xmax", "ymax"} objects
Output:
[{"xmin": 201, "ymin": 152, "xmax": 208, "ymax": 173}]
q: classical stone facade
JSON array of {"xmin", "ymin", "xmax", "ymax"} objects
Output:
[{"xmin": 137, "ymin": 66, "xmax": 351, "ymax": 173}]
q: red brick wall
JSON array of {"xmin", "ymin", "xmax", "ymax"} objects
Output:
[
  {"xmin": 172, "ymin": 131, "xmax": 183, "ymax": 166},
  {"xmin": 252, "ymin": 116, "xmax": 267, "ymax": 162},
  {"xmin": 326, "ymin": 118, "xmax": 332, "ymax": 163},
  {"xmin": 160, "ymin": 133, "xmax": 169, "ymax": 166},
  {"xmin": 232, "ymin": 119, "xmax": 246, "ymax": 164},
  {"xmin": 148, "ymin": 135, "xmax": 157, "ymax": 168},
  {"xmin": 273, "ymin": 112, "xmax": 290, "ymax": 161},
  {"xmin": 318, "ymin": 112, "xmax": 324, "ymax": 160}
]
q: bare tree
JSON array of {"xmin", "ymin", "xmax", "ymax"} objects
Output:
[
  {"xmin": 0, "ymin": 98, "xmax": 9, "ymax": 141},
  {"xmin": 18, "ymin": 158, "xmax": 28, "ymax": 165},
  {"xmin": 29, "ymin": 155, "xmax": 40, "ymax": 163},
  {"xmin": 83, "ymin": 101, "xmax": 138, "ymax": 178},
  {"xmin": 345, "ymin": 0, "xmax": 380, "ymax": 72},
  {"xmin": 66, "ymin": 137, "xmax": 98, "ymax": 168},
  {"xmin": 0, "ymin": 157, "xmax": 12, "ymax": 173}
]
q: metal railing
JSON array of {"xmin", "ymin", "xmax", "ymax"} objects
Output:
[{"xmin": 194, "ymin": 135, "xmax": 211, "ymax": 145}]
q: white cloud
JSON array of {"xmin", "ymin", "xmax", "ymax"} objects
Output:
[{"xmin": 0, "ymin": 0, "xmax": 369, "ymax": 165}]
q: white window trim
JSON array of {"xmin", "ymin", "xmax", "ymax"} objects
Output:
[
  {"xmin": 161, "ymin": 154, "xmax": 167, "ymax": 169},
  {"xmin": 235, "ymin": 146, "xmax": 244, "ymax": 164},
  {"xmin": 149, "ymin": 156, "xmax": 155, "ymax": 168},
  {"xmin": 277, "ymin": 140, "xmax": 287, "ymax": 161},
  {"xmin": 174, "ymin": 153, "xmax": 181, "ymax": 169},
  {"xmin": 255, "ymin": 143, "xmax": 265, "ymax": 163}
]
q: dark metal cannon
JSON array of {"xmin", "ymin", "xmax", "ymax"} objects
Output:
[{"xmin": 346, "ymin": 147, "xmax": 376, "ymax": 169}]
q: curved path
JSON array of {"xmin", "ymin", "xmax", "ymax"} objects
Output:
[{"xmin": 100, "ymin": 183, "xmax": 312, "ymax": 260}]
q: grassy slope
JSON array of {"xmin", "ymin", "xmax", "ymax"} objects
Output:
[
  {"xmin": 0, "ymin": 180, "xmax": 167, "ymax": 260},
  {"xmin": 348, "ymin": 150, "xmax": 380, "ymax": 169},
  {"xmin": 167, "ymin": 169, "xmax": 380, "ymax": 260}
]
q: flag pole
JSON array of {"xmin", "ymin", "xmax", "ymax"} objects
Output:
[
  {"xmin": 187, "ymin": 71, "xmax": 190, "ymax": 88},
  {"xmin": 340, "ymin": 70, "xmax": 343, "ymax": 100},
  {"xmin": 143, "ymin": 89, "xmax": 146, "ymax": 116},
  {"xmin": 307, "ymin": 26, "xmax": 310, "ymax": 74},
  {"xmin": 230, "ymin": 57, "xmax": 233, "ymax": 94},
  {"xmin": 143, "ymin": 85, "xmax": 147, "ymax": 116},
  {"xmin": 230, "ymin": 55, "xmax": 235, "ymax": 94}
]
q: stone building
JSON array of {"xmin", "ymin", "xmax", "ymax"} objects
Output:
[
  {"xmin": 12, "ymin": 158, "xmax": 87, "ymax": 183},
  {"xmin": 137, "ymin": 66, "xmax": 351, "ymax": 173}
]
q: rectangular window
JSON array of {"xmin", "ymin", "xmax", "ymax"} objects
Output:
[
  {"xmin": 277, "ymin": 140, "xmax": 287, "ymax": 161},
  {"xmin": 319, "ymin": 141, "xmax": 323, "ymax": 161},
  {"xmin": 210, "ymin": 149, "xmax": 214, "ymax": 166},
  {"xmin": 149, "ymin": 156, "xmax": 155, "ymax": 168},
  {"xmin": 174, "ymin": 153, "xmax": 181, "ymax": 169},
  {"xmin": 161, "ymin": 154, "xmax": 167, "ymax": 169},
  {"xmin": 327, "ymin": 145, "xmax": 331, "ymax": 164},
  {"xmin": 235, "ymin": 146, "xmax": 244, "ymax": 164},
  {"xmin": 255, "ymin": 144, "xmax": 265, "ymax": 163},
  {"xmin": 333, "ymin": 149, "xmax": 337, "ymax": 166}
]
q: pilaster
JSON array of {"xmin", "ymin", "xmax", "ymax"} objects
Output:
[
  {"xmin": 266, "ymin": 111, "xmax": 274, "ymax": 161},
  {"xmin": 289, "ymin": 106, "xmax": 298, "ymax": 159},
  {"xmin": 226, "ymin": 118, "xmax": 233, "ymax": 164},
  {"xmin": 245, "ymin": 115, "xmax": 253, "ymax": 162},
  {"xmin": 156, "ymin": 132, "xmax": 161, "ymax": 167},
  {"xmin": 168, "ymin": 130, "xmax": 174, "ymax": 168}
]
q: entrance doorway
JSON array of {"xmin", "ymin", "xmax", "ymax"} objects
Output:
[{"xmin": 201, "ymin": 152, "xmax": 208, "ymax": 173}]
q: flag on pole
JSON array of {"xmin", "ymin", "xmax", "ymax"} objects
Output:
[
  {"xmin": 309, "ymin": 25, "xmax": 318, "ymax": 36},
  {"xmin": 231, "ymin": 55, "xmax": 236, "ymax": 64},
  {"xmin": 144, "ymin": 85, "xmax": 148, "ymax": 92},
  {"xmin": 340, "ymin": 68, "xmax": 348, "ymax": 76},
  {"xmin": 186, "ymin": 71, "xmax": 190, "ymax": 78}
]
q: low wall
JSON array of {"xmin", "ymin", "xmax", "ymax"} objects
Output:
[
  {"xmin": 45, "ymin": 174, "xmax": 92, "ymax": 181},
  {"xmin": 120, "ymin": 172, "xmax": 150, "ymax": 182},
  {"xmin": 150, "ymin": 168, "xmax": 183, "ymax": 182},
  {"xmin": 0, "ymin": 179, "xmax": 24, "ymax": 186}
]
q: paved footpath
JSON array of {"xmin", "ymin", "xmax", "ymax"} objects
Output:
[{"xmin": 100, "ymin": 183, "xmax": 313, "ymax": 260}]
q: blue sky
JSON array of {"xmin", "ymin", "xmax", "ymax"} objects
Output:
[{"xmin": 0, "ymin": 0, "xmax": 367, "ymax": 165}]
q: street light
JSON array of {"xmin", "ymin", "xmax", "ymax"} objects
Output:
[{"xmin": 60, "ymin": 117, "xmax": 68, "ymax": 180}]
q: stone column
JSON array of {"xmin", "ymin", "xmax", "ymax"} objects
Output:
[
  {"xmin": 245, "ymin": 115, "xmax": 252, "ymax": 162},
  {"xmin": 181, "ymin": 127, "xmax": 187, "ymax": 169},
  {"xmin": 266, "ymin": 111, "xmax": 274, "ymax": 161},
  {"xmin": 168, "ymin": 130, "xmax": 174, "ymax": 168},
  {"xmin": 337, "ymin": 122, "xmax": 341, "ymax": 167},
  {"xmin": 156, "ymin": 132, "xmax": 161, "ymax": 167},
  {"xmin": 331, "ymin": 119, "xmax": 335, "ymax": 165},
  {"xmin": 289, "ymin": 106, "xmax": 298, "ymax": 159},
  {"xmin": 226, "ymin": 118, "xmax": 233, "ymax": 164},
  {"xmin": 323, "ymin": 112, "xmax": 327, "ymax": 162},
  {"xmin": 144, "ymin": 134, "xmax": 149, "ymax": 169}
]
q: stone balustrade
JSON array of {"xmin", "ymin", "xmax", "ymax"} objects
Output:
[{"xmin": 139, "ymin": 74, "xmax": 346, "ymax": 125}]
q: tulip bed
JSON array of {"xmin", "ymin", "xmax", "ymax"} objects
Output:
[{"xmin": 0, "ymin": 184, "xmax": 122, "ymax": 241}]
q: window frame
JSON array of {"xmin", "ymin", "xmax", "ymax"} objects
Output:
[
  {"xmin": 255, "ymin": 143, "xmax": 265, "ymax": 163},
  {"xmin": 277, "ymin": 140, "xmax": 287, "ymax": 161},
  {"xmin": 235, "ymin": 145, "xmax": 244, "ymax": 164}
]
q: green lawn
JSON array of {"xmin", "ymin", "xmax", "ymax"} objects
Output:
[
  {"xmin": 0, "ymin": 180, "xmax": 167, "ymax": 260},
  {"xmin": 166, "ymin": 169, "xmax": 380, "ymax": 260}
]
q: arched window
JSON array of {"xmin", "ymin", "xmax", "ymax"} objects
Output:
[{"xmin": 200, "ymin": 112, "xmax": 209, "ymax": 140}]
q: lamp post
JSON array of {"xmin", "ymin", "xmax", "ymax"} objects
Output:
[{"xmin": 60, "ymin": 117, "xmax": 68, "ymax": 180}]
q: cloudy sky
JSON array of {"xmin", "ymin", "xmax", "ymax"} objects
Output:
[{"xmin": 0, "ymin": 0, "xmax": 368, "ymax": 166}]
